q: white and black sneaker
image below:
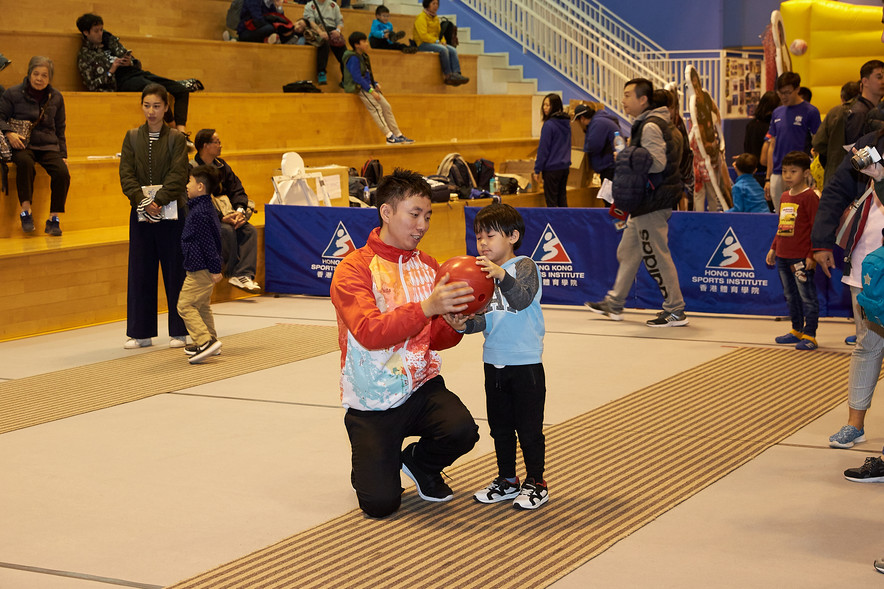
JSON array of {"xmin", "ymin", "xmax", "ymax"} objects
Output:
[
  {"xmin": 188, "ymin": 338, "xmax": 222, "ymax": 364},
  {"xmin": 400, "ymin": 442, "xmax": 453, "ymax": 502},
  {"xmin": 228, "ymin": 275, "xmax": 261, "ymax": 293},
  {"xmin": 184, "ymin": 342, "xmax": 221, "ymax": 357},
  {"xmin": 512, "ymin": 478, "xmax": 549, "ymax": 510},
  {"xmin": 646, "ymin": 310, "xmax": 689, "ymax": 327},
  {"xmin": 584, "ymin": 300, "xmax": 623, "ymax": 321},
  {"xmin": 474, "ymin": 476, "xmax": 521, "ymax": 504}
]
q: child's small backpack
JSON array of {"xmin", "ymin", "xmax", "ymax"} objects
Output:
[
  {"xmin": 361, "ymin": 158, "xmax": 383, "ymax": 187},
  {"xmin": 857, "ymin": 245, "xmax": 884, "ymax": 326},
  {"xmin": 470, "ymin": 158, "xmax": 495, "ymax": 191},
  {"xmin": 440, "ymin": 18, "xmax": 459, "ymax": 47},
  {"xmin": 437, "ymin": 153, "xmax": 475, "ymax": 199}
]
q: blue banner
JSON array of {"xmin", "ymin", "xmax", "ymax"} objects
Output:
[{"xmin": 265, "ymin": 204, "xmax": 377, "ymax": 296}]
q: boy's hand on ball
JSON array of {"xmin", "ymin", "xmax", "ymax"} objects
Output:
[{"xmin": 475, "ymin": 256, "xmax": 504, "ymax": 281}]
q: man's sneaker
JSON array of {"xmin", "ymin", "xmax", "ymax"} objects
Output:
[
  {"xmin": 845, "ymin": 335, "xmax": 857, "ymax": 345},
  {"xmin": 400, "ymin": 442, "xmax": 453, "ymax": 502},
  {"xmin": 584, "ymin": 300, "xmax": 623, "ymax": 321},
  {"xmin": 512, "ymin": 478, "xmax": 549, "ymax": 510},
  {"xmin": 829, "ymin": 425, "xmax": 866, "ymax": 449},
  {"xmin": 474, "ymin": 476, "xmax": 521, "ymax": 504},
  {"xmin": 452, "ymin": 74, "xmax": 470, "ymax": 86},
  {"xmin": 646, "ymin": 310, "xmax": 689, "ymax": 327},
  {"xmin": 317, "ymin": 71, "xmax": 327, "ymax": 85},
  {"xmin": 123, "ymin": 338, "xmax": 152, "ymax": 349},
  {"xmin": 169, "ymin": 336, "xmax": 187, "ymax": 348},
  {"xmin": 401, "ymin": 45, "xmax": 418, "ymax": 54},
  {"xmin": 20, "ymin": 211, "xmax": 34, "ymax": 232},
  {"xmin": 44, "ymin": 216, "xmax": 62, "ymax": 236},
  {"xmin": 844, "ymin": 456, "xmax": 884, "ymax": 483},
  {"xmin": 188, "ymin": 338, "xmax": 222, "ymax": 364},
  {"xmin": 184, "ymin": 343, "xmax": 221, "ymax": 357},
  {"xmin": 875, "ymin": 556, "xmax": 884, "ymax": 574},
  {"xmin": 795, "ymin": 336, "xmax": 818, "ymax": 350},
  {"xmin": 393, "ymin": 30, "xmax": 407, "ymax": 41},
  {"xmin": 386, "ymin": 135, "xmax": 399, "ymax": 144},
  {"xmin": 396, "ymin": 135, "xmax": 414, "ymax": 144},
  {"xmin": 229, "ymin": 275, "xmax": 261, "ymax": 293},
  {"xmin": 775, "ymin": 330, "xmax": 802, "ymax": 344}
]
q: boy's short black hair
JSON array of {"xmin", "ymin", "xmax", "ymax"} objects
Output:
[
  {"xmin": 777, "ymin": 71, "xmax": 801, "ymax": 90},
  {"xmin": 375, "ymin": 5, "xmax": 390, "ymax": 15},
  {"xmin": 189, "ymin": 164, "xmax": 220, "ymax": 196},
  {"xmin": 193, "ymin": 128, "xmax": 216, "ymax": 152},
  {"xmin": 375, "ymin": 168, "xmax": 432, "ymax": 226},
  {"xmin": 781, "ymin": 150, "xmax": 811, "ymax": 171},
  {"xmin": 349, "ymin": 31, "xmax": 367, "ymax": 49},
  {"xmin": 734, "ymin": 153, "xmax": 758, "ymax": 175},
  {"xmin": 76, "ymin": 13, "xmax": 103, "ymax": 33},
  {"xmin": 473, "ymin": 203, "xmax": 525, "ymax": 251}
]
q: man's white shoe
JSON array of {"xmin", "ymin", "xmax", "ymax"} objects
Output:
[
  {"xmin": 124, "ymin": 338, "xmax": 152, "ymax": 349},
  {"xmin": 229, "ymin": 275, "xmax": 261, "ymax": 293}
]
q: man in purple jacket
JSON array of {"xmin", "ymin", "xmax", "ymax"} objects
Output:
[{"xmin": 575, "ymin": 104, "xmax": 621, "ymax": 182}]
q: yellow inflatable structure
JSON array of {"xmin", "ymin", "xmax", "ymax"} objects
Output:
[{"xmin": 780, "ymin": 0, "xmax": 882, "ymax": 115}]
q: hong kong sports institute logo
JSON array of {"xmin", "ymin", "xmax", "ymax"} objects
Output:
[
  {"xmin": 530, "ymin": 223, "xmax": 573, "ymax": 264},
  {"xmin": 706, "ymin": 227, "xmax": 754, "ymax": 270},
  {"xmin": 322, "ymin": 221, "xmax": 357, "ymax": 258}
]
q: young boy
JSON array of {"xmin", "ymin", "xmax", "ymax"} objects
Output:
[
  {"xmin": 369, "ymin": 5, "xmax": 416, "ymax": 53},
  {"xmin": 727, "ymin": 153, "xmax": 769, "ymax": 213},
  {"xmin": 766, "ymin": 151, "xmax": 820, "ymax": 350},
  {"xmin": 342, "ymin": 31, "xmax": 414, "ymax": 145},
  {"xmin": 178, "ymin": 165, "xmax": 224, "ymax": 364},
  {"xmin": 463, "ymin": 203, "xmax": 549, "ymax": 510},
  {"xmin": 329, "ymin": 168, "xmax": 479, "ymax": 518}
]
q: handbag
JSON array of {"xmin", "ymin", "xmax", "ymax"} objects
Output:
[
  {"xmin": 835, "ymin": 181, "xmax": 875, "ymax": 250},
  {"xmin": 311, "ymin": 0, "xmax": 345, "ymax": 47},
  {"xmin": 3, "ymin": 95, "xmax": 50, "ymax": 152}
]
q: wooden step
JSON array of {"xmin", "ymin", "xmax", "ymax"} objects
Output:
[{"xmin": 2, "ymin": 31, "xmax": 477, "ymax": 94}]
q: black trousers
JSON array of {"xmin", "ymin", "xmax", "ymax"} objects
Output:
[
  {"xmin": 484, "ymin": 363, "xmax": 546, "ymax": 481},
  {"xmin": 126, "ymin": 208, "xmax": 187, "ymax": 339},
  {"xmin": 314, "ymin": 40, "xmax": 331, "ymax": 74},
  {"xmin": 11, "ymin": 148, "xmax": 70, "ymax": 211},
  {"xmin": 542, "ymin": 168, "xmax": 569, "ymax": 208},
  {"xmin": 344, "ymin": 375, "xmax": 479, "ymax": 518},
  {"xmin": 118, "ymin": 71, "xmax": 190, "ymax": 126},
  {"xmin": 219, "ymin": 221, "xmax": 258, "ymax": 278}
]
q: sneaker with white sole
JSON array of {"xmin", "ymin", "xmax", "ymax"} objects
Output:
[
  {"xmin": 124, "ymin": 338, "xmax": 152, "ymax": 349},
  {"xmin": 512, "ymin": 478, "xmax": 549, "ymax": 510},
  {"xmin": 844, "ymin": 456, "xmax": 884, "ymax": 483},
  {"xmin": 184, "ymin": 343, "xmax": 221, "ymax": 357},
  {"xmin": 646, "ymin": 310, "xmax": 689, "ymax": 327},
  {"xmin": 775, "ymin": 330, "xmax": 802, "ymax": 344},
  {"xmin": 400, "ymin": 442, "xmax": 453, "ymax": 502},
  {"xmin": 829, "ymin": 425, "xmax": 866, "ymax": 448},
  {"xmin": 875, "ymin": 556, "xmax": 884, "ymax": 574},
  {"xmin": 584, "ymin": 300, "xmax": 623, "ymax": 321},
  {"xmin": 228, "ymin": 275, "xmax": 261, "ymax": 293},
  {"xmin": 188, "ymin": 339, "xmax": 222, "ymax": 364},
  {"xmin": 474, "ymin": 476, "xmax": 521, "ymax": 504},
  {"xmin": 169, "ymin": 337, "xmax": 187, "ymax": 348}
]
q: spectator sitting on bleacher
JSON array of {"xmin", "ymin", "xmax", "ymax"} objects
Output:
[
  {"xmin": 343, "ymin": 32, "xmax": 413, "ymax": 145},
  {"xmin": 292, "ymin": 18, "xmax": 334, "ymax": 86},
  {"xmin": 0, "ymin": 53, "xmax": 9, "ymax": 95},
  {"xmin": 370, "ymin": 6, "xmax": 417, "ymax": 54},
  {"xmin": 413, "ymin": 0, "xmax": 468, "ymax": 86},
  {"xmin": 75, "ymin": 13, "xmax": 203, "ymax": 139},
  {"xmin": 237, "ymin": 0, "xmax": 292, "ymax": 45},
  {"xmin": 0, "ymin": 56, "xmax": 70, "ymax": 236},
  {"xmin": 191, "ymin": 129, "xmax": 261, "ymax": 293},
  {"xmin": 303, "ymin": 0, "xmax": 346, "ymax": 84}
]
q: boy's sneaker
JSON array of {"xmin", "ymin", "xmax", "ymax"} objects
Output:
[
  {"xmin": 474, "ymin": 476, "xmax": 521, "ymax": 504},
  {"xmin": 401, "ymin": 45, "xmax": 418, "ymax": 54},
  {"xmin": 123, "ymin": 338, "xmax": 152, "ymax": 349},
  {"xmin": 393, "ymin": 30, "xmax": 407, "ymax": 41},
  {"xmin": 188, "ymin": 338, "xmax": 222, "ymax": 364},
  {"xmin": 844, "ymin": 456, "xmax": 884, "ymax": 483},
  {"xmin": 44, "ymin": 216, "xmax": 62, "ymax": 236},
  {"xmin": 584, "ymin": 300, "xmax": 623, "ymax": 321},
  {"xmin": 267, "ymin": 33, "xmax": 279, "ymax": 44},
  {"xmin": 400, "ymin": 442, "xmax": 453, "ymax": 502},
  {"xmin": 795, "ymin": 336, "xmax": 818, "ymax": 350},
  {"xmin": 646, "ymin": 310, "xmax": 689, "ymax": 327},
  {"xmin": 184, "ymin": 343, "xmax": 221, "ymax": 357},
  {"xmin": 386, "ymin": 135, "xmax": 399, "ymax": 144},
  {"xmin": 229, "ymin": 275, "xmax": 261, "ymax": 293},
  {"xmin": 317, "ymin": 71, "xmax": 327, "ymax": 85},
  {"xmin": 512, "ymin": 478, "xmax": 548, "ymax": 510},
  {"xmin": 775, "ymin": 330, "xmax": 802, "ymax": 344},
  {"xmin": 875, "ymin": 556, "xmax": 884, "ymax": 574},
  {"xmin": 396, "ymin": 135, "xmax": 414, "ymax": 144},
  {"xmin": 828, "ymin": 425, "xmax": 866, "ymax": 449},
  {"xmin": 846, "ymin": 335, "xmax": 857, "ymax": 345},
  {"xmin": 20, "ymin": 211, "xmax": 34, "ymax": 233}
]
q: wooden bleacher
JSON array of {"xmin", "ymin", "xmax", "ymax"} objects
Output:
[{"xmin": 0, "ymin": 0, "xmax": 597, "ymax": 342}]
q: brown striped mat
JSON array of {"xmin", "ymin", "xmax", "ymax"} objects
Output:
[
  {"xmin": 166, "ymin": 346, "xmax": 853, "ymax": 589},
  {"xmin": 0, "ymin": 324, "xmax": 339, "ymax": 435}
]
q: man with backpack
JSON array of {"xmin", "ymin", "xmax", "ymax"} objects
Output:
[{"xmin": 584, "ymin": 78, "xmax": 688, "ymax": 328}]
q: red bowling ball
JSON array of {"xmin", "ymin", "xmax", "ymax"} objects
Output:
[{"xmin": 435, "ymin": 255, "xmax": 495, "ymax": 314}]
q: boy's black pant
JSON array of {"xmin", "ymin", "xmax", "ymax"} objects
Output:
[
  {"xmin": 484, "ymin": 363, "xmax": 546, "ymax": 481},
  {"xmin": 344, "ymin": 375, "xmax": 479, "ymax": 518}
]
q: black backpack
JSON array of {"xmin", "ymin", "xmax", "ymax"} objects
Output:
[
  {"xmin": 437, "ymin": 153, "xmax": 475, "ymax": 198},
  {"xmin": 424, "ymin": 175, "xmax": 452, "ymax": 203},
  {"xmin": 361, "ymin": 158, "xmax": 383, "ymax": 187},
  {"xmin": 283, "ymin": 80, "xmax": 321, "ymax": 93},
  {"xmin": 440, "ymin": 18, "xmax": 459, "ymax": 47},
  {"xmin": 470, "ymin": 158, "xmax": 495, "ymax": 191}
]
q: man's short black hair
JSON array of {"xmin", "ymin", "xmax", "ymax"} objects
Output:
[
  {"xmin": 194, "ymin": 128, "xmax": 216, "ymax": 153},
  {"xmin": 375, "ymin": 168, "xmax": 432, "ymax": 226},
  {"xmin": 76, "ymin": 13, "xmax": 103, "ymax": 34},
  {"xmin": 349, "ymin": 31, "xmax": 367, "ymax": 49},
  {"xmin": 798, "ymin": 86, "xmax": 812, "ymax": 103},
  {"xmin": 842, "ymin": 81, "xmax": 861, "ymax": 102},
  {"xmin": 189, "ymin": 164, "xmax": 220, "ymax": 196},
  {"xmin": 375, "ymin": 5, "xmax": 390, "ymax": 16},
  {"xmin": 734, "ymin": 153, "xmax": 758, "ymax": 175},
  {"xmin": 624, "ymin": 78, "xmax": 654, "ymax": 102},
  {"xmin": 777, "ymin": 71, "xmax": 801, "ymax": 90},
  {"xmin": 473, "ymin": 203, "xmax": 525, "ymax": 251},
  {"xmin": 781, "ymin": 150, "xmax": 811, "ymax": 171},
  {"xmin": 861, "ymin": 60, "xmax": 884, "ymax": 80}
]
